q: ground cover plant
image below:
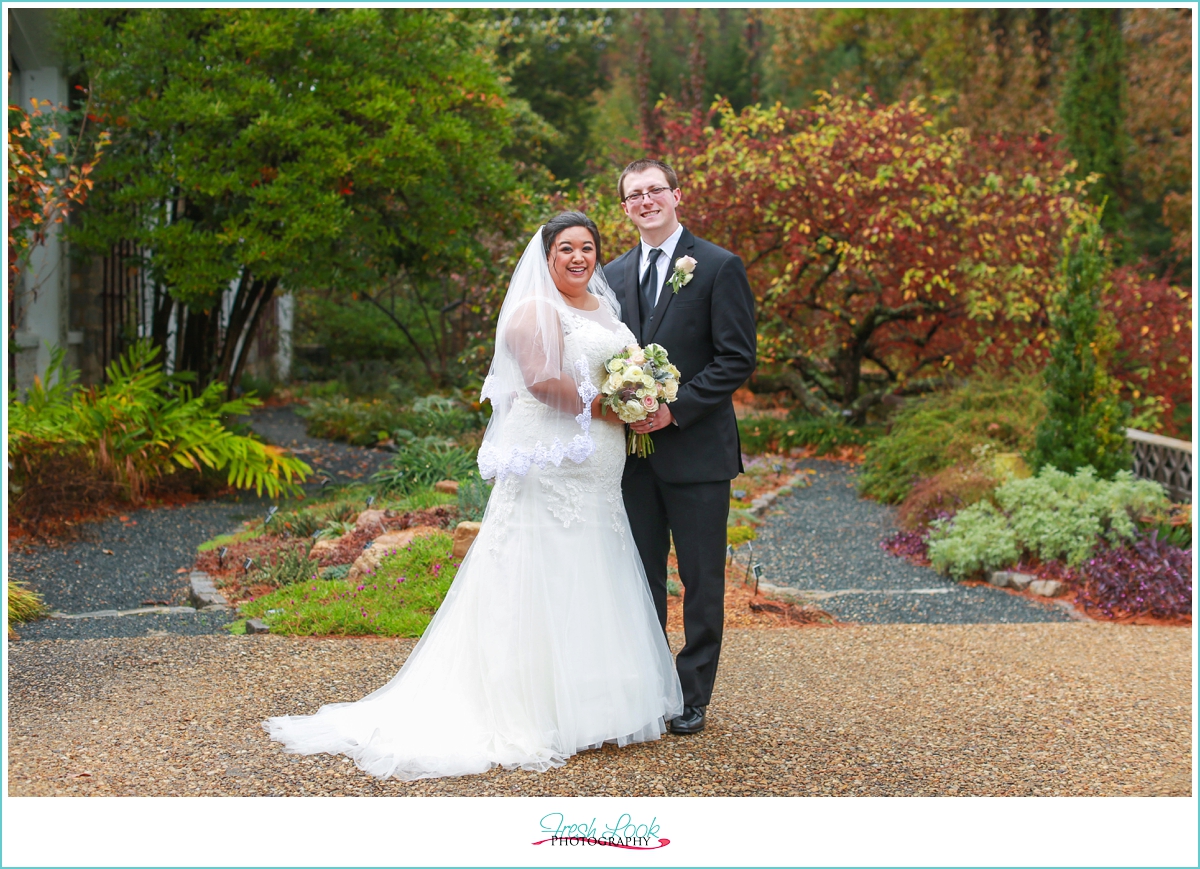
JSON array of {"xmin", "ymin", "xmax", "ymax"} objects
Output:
[
  {"xmin": 238, "ymin": 532, "xmax": 458, "ymax": 636},
  {"xmin": 1074, "ymin": 532, "xmax": 1191, "ymax": 621},
  {"xmin": 8, "ymin": 343, "xmax": 310, "ymax": 532},
  {"xmin": 857, "ymin": 370, "xmax": 1046, "ymax": 504},
  {"xmin": 926, "ymin": 466, "xmax": 1168, "ymax": 579}
]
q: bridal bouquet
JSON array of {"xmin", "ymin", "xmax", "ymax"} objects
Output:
[{"xmin": 599, "ymin": 343, "xmax": 681, "ymax": 458}]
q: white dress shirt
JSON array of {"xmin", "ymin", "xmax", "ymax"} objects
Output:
[{"xmin": 638, "ymin": 223, "xmax": 685, "ymax": 308}]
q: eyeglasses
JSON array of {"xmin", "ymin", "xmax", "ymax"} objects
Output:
[{"xmin": 621, "ymin": 185, "xmax": 674, "ymax": 205}]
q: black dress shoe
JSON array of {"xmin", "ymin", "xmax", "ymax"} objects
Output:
[{"xmin": 668, "ymin": 705, "xmax": 706, "ymax": 734}]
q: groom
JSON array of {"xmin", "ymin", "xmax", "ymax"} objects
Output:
[{"xmin": 604, "ymin": 159, "xmax": 757, "ymax": 735}]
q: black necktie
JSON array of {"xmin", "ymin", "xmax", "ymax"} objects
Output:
[{"xmin": 639, "ymin": 248, "xmax": 662, "ymax": 326}]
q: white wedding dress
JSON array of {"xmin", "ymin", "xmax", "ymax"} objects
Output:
[{"xmin": 264, "ymin": 303, "xmax": 683, "ymax": 781}]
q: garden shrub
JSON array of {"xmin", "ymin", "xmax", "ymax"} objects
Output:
[
  {"xmin": 249, "ymin": 544, "xmax": 323, "ymax": 587},
  {"xmin": 8, "ymin": 580, "xmax": 48, "ymax": 624},
  {"xmin": 297, "ymin": 393, "xmax": 484, "ymax": 447},
  {"xmin": 1031, "ymin": 216, "xmax": 1130, "ymax": 477},
  {"xmin": 927, "ymin": 466, "xmax": 1168, "ymax": 579},
  {"xmin": 858, "ymin": 370, "xmax": 1045, "ymax": 504},
  {"xmin": 897, "ymin": 462, "xmax": 1001, "ymax": 531},
  {"xmin": 296, "ymin": 396, "xmax": 407, "ymax": 445},
  {"xmin": 371, "ymin": 437, "xmax": 477, "ymax": 495},
  {"xmin": 8, "ymin": 343, "xmax": 310, "ymax": 524},
  {"xmin": 927, "ymin": 501, "xmax": 1020, "ymax": 579},
  {"xmin": 1075, "ymin": 532, "xmax": 1192, "ymax": 620},
  {"xmin": 738, "ymin": 414, "xmax": 876, "ymax": 456}
]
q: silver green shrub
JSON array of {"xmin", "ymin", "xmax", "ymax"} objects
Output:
[{"xmin": 928, "ymin": 467, "xmax": 1168, "ymax": 579}]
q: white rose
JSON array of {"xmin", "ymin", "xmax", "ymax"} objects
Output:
[
  {"xmin": 624, "ymin": 365, "xmax": 644, "ymax": 380},
  {"xmin": 663, "ymin": 379, "xmax": 679, "ymax": 401},
  {"xmin": 628, "ymin": 348, "xmax": 646, "ymax": 365},
  {"xmin": 675, "ymin": 255, "xmax": 697, "ymax": 275},
  {"xmin": 621, "ymin": 399, "xmax": 645, "ymax": 421},
  {"xmin": 605, "ymin": 357, "xmax": 626, "ymax": 374}
]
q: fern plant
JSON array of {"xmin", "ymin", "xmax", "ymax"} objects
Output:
[{"xmin": 8, "ymin": 342, "xmax": 311, "ymax": 510}]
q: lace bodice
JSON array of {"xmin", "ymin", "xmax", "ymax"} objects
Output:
[{"xmin": 478, "ymin": 305, "xmax": 635, "ymax": 543}]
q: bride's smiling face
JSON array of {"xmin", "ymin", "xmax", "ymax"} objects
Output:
[{"xmin": 547, "ymin": 226, "xmax": 597, "ymax": 298}]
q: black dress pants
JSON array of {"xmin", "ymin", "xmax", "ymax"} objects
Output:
[{"xmin": 623, "ymin": 460, "xmax": 730, "ymax": 708}]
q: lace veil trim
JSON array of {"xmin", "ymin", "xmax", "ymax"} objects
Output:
[{"xmin": 477, "ymin": 358, "xmax": 598, "ymax": 482}]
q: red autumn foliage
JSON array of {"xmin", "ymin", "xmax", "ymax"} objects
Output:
[
  {"xmin": 641, "ymin": 95, "xmax": 1088, "ymax": 420},
  {"xmin": 1104, "ymin": 266, "xmax": 1192, "ymax": 435}
]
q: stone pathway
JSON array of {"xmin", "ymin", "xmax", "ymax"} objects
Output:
[{"xmin": 753, "ymin": 458, "xmax": 1078, "ymax": 624}]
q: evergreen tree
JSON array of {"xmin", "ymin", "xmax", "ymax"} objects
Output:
[
  {"xmin": 1059, "ymin": 9, "xmax": 1128, "ymax": 234},
  {"xmin": 1031, "ymin": 215, "xmax": 1131, "ymax": 478}
]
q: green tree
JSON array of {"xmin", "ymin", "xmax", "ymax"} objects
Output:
[
  {"xmin": 489, "ymin": 10, "xmax": 614, "ymax": 183},
  {"xmin": 1059, "ymin": 9, "xmax": 1128, "ymax": 235},
  {"xmin": 1031, "ymin": 215, "xmax": 1130, "ymax": 478},
  {"xmin": 63, "ymin": 9, "xmax": 522, "ymax": 391}
]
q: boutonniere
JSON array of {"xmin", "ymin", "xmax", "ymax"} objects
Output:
[{"xmin": 667, "ymin": 255, "xmax": 697, "ymax": 294}]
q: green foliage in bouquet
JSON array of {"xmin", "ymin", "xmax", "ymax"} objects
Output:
[
  {"xmin": 858, "ymin": 370, "xmax": 1045, "ymax": 504},
  {"xmin": 927, "ymin": 466, "xmax": 1168, "ymax": 579},
  {"xmin": 8, "ymin": 343, "xmax": 310, "ymax": 518},
  {"xmin": 1031, "ymin": 215, "xmax": 1131, "ymax": 478}
]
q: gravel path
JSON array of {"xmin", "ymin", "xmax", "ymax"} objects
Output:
[
  {"xmin": 9, "ymin": 406, "xmax": 391, "ymax": 641},
  {"xmin": 755, "ymin": 459, "xmax": 1077, "ymax": 624},
  {"xmin": 7, "ymin": 624, "xmax": 1190, "ymax": 796}
]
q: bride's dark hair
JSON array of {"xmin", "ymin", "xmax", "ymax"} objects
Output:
[{"xmin": 541, "ymin": 211, "xmax": 602, "ymax": 262}]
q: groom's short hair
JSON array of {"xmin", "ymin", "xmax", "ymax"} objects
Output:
[{"xmin": 617, "ymin": 159, "xmax": 679, "ymax": 201}]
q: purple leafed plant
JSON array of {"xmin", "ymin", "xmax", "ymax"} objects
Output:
[
  {"xmin": 881, "ymin": 512, "xmax": 950, "ymax": 562},
  {"xmin": 1075, "ymin": 532, "xmax": 1192, "ymax": 620},
  {"xmin": 881, "ymin": 529, "xmax": 929, "ymax": 560}
]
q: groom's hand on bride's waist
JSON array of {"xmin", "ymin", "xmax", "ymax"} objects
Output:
[{"xmin": 629, "ymin": 404, "xmax": 674, "ymax": 434}]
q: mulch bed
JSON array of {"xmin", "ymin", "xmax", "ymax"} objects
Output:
[
  {"xmin": 195, "ymin": 506, "xmax": 457, "ymax": 603},
  {"xmin": 666, "ymin": 555, "xmax": 840, "ymax": 632}
]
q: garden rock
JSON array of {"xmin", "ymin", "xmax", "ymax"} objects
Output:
[
  {"xmin": 452, "ymin": 521, "xmax": 482, "ymax": 559},
  {"xmin": 354, "ymin": 509, "xmax": 389, "ymax": 533},
  {"xmin": 434, "ymin": 480, "xmax": 460, "ymax": 494},
  {"xmin": 309, "ymin": 537, "xmax": 341, "ymax": 557},
  {"xmin": 1029, "ymin": 579, "xmax": 1065, "ymax": 598},
  {"xmin": 347, "ymin": 526, "xmax": 440, "ymax": 582},
  {"xmin": 988, "ymin": 571, "xmax": 1035, "ymax": 591},
  {"xmin": 245, "ymin": 618, "xmax": 270, "ymax": 634}
]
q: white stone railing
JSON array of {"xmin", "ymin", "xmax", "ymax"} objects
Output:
[{"xmin": 1127, "ymin": 428, "xmax": 1192, "ymax": 503}]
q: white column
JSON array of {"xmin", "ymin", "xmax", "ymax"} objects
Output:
[
  {"xmin": 13, "ymin": 65, "xmax": 69, "ymax": 388},
  {"xmin": 275, "ymin": 291, "xmax": 294, "ymax": 382}
]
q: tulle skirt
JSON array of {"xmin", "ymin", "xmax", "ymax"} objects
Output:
[{"xmin": 263, "ymin": 457, "xmax": 683, "ymax": 781}]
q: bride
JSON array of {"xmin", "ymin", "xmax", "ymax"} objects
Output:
[{"xmin": 264, "ymin": 212, "xmax": 684, "ymax": 781}]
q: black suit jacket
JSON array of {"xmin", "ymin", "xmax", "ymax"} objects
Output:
[{"xmin": 604, "ymin": 226, "xmax": 757, "ymax": 483}]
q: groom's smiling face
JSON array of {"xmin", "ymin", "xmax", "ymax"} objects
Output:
[{"xmin": 621, "ymin": 167, "xmax": 682, "ymax": 241}]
